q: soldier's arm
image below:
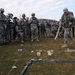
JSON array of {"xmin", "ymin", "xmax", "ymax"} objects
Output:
[{"xmin": 16, "ymin": 26, "xmax": 22, "ymax": 32}]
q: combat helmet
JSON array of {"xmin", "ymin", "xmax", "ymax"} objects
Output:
[
  {"xmin": 0, "ymin": 8, "xmax": 4, "ymax": 13},
  {"xmin": 63, "ymin": 8, "xmax": 68, "ymax": 12},
  {"xmin": 31, "ymin": 13, "xmax": 35, "ymax": 16}
]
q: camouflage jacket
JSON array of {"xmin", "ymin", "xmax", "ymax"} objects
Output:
[
  {"xmin": 0, "ymin": 13, "xmax": 6, "ymax": 24},
  {"xmin": 61, "ymin": 12, "xmax": 74, "ymax": 28},
  {"xmin": 19, "ymin": 18, "xmax": 27, "ymax": 28}
]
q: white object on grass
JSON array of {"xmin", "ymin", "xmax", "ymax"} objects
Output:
[{"xmin": 12, "ymin": 66, "xmax": 17, "ymax": 69}]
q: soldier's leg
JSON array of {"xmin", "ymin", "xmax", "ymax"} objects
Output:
[
  {"xmin": 68, "ymin": 31, "xmax": 75, "ymax": 43},
  {"xmin": 45, "ymin": 28, "xmax": 47, "ymax": 38},
  {"xmin": 25, "ymin": 27, "xmax": 28, "ymax": 38},
  {"xmin": 22, "ymin": 29, "xmax": 25, "ymax": 40},
  {"xmin": 64, "ymin": 30, "xmax": 69, "ymax": 44},
  {"xmin": 41, "ymin": 28, "xmax": 45, "ymax": 38},
  {"xmin": 72, "ymin": 27, "xmax": 74, "ymax": 38},
  {"xmin": 61, "ymin": 29, "xmax": 68, "ymax": 48},
  {"xmin": 31, "ymin": 28, "xmax": 34, "ymax": 41},
  {"xmin": 13, "ymin": 26, "xmax": 16, "ymax": 40},
  {"xmin": 10, "ymin": 28, "xmax": 14, "ymax": 42},
  {"xmin": 38, "ymin": 27, "xmax": 41, "ymax": 38},
  {"xmin": 35, "ymin": 28, "xmax": 39, "ymax": 41},
  {"xmin": 47, "ymin": 28, "xmax": 50, "ymax": 38},
  {"xmin": 0, "ymin": 26, "xmax": 5, "ymax": 44},
  {"xmin": 0, "ymin": 34, "xmax": 4, "ymax": 44},
  {"xmin": 7, "ymin": 29, "xmax": 11, "ymax": 41},
  {"xmin": 2, "ymin": 24, "xmax": 7, "ymax": 41},
  {"xmin": 19, "ymin": 32, "xmax": 24, "ymax": 43},
  {"xmin": 39, "ymin": 27, "xmax": 42, "ymax": 38}
]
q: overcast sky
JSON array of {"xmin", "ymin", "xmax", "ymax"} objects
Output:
[{"xmin": 0, "ymin": 0, "xmax": 75, "ymax": 20}]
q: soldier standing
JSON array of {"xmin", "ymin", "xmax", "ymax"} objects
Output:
[
  {"xmin": 26, "ymin": 17, "xmax": 31, "ymax": 38},
  {"xmin": 60, "ymin": 8, "xmax": 75, "ymax": 48},
  {"xmin": 44, "ymin": 20, "xmax": 51, "ymax": 38},
  {"xmin": 19, "ymin": 14, "xmax": 27, "ymax": 40},
  {"xmin": 29, "ymin": 13, "xmax": 39, "ymax": 41},
  {"xmin": 7, "ymin": 13, "xmax": 15, "ymax": 42}
]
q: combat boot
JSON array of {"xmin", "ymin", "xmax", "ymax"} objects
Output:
[
  {"xmin": 61, "ymin": 44, "xmax": 68, "ymax": 48},
  {"xmin": 31, "ymin": 39, "xmax": 34, "ymax": 42},
  {"xmin": 21, "ymin": 40, "xmax": 24, "ymax": 43},
  {"xmin": 36, "ymin": 39, "xmax": 39, "ymax": 41}
]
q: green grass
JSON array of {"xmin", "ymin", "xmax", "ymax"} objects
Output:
[{"xmin": 0, "ymin": 38, "xmax": 75, "ymax": 75}]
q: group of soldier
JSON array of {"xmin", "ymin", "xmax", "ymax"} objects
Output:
[
  {"xmin": 0, "ymin": 8, "xmax": 75, "ymax": 48},
  {"xmin": 0, "ymin": 8, "xmax": 59, "ymax": 44}
]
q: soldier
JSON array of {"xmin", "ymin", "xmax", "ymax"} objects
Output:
[
  {"xmin": 0, "ymin": 8, "xmax": 6, "ymax": 44},
  {"xmin": 60, "ymin": 8, "xmax": 75, "ymax": 48},
  {"xmin": 15, "ymin": 18, "xmax": 24, "ymax": 43},
  {"xmin": 13, "ymin": 17, "xmax": 18, "ymax": 40},
  {"xmin": 29, "ymin": 13, "xmax": 39, "ymax": 41},
  {"xmin": 44, "ymin": 20, "xmax": 51, "ymax": 38},
  {"xmin": 7, "ymin": 13, "xmax": 15, "ymax": 42},
  {"xmin": 26, "ymin": 17, "xmax": 31, "ymax": 38},
  {"xmin": 19, "ymin": 14, "xmax": 28, "ymax": 40}
]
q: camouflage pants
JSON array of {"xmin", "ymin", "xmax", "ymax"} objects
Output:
[
  {"xmin": 7, "ymin": 28, "xmax": 14, "ymax": 42},
  {"xmin": 23, "ymin": 27, "xmax": 27, "ymax": 38},
  {"xmin": 18, "ymin": 32, "xmax": 23, "ymax": 41},
  {"xmin": 45, "ymin": 28, "xmax": 50, "ymax": 37},
  {"xmin": 0, "ymin": 25, "xmax": 6, "ymax": 44},
  {"xmin": 2, "ymin": 24, "xmax": 7, "ymax": 40},
  {"xmin": 31, "ymin": 27, "xmax": 38, "ymax": 40},
  {"xmin": 64, "ymin": 28, "xmax": 73, "ymax": 44},
  {"xmin": 38, "ymin": 26, "xmax": 41, "ymax": 37}
]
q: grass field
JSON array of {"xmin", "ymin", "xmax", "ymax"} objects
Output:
[{"xmin": 0, "ymin": 38, "xmax": 75, "ymax": 75}]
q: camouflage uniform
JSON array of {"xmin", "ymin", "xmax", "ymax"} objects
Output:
[
  {"xmin": 19, "ymin": 14, "xmax": 27, "ymax": 39},
  {"xmin": 61, "ymin": 8, "xmax": 74, "ymax": 47},
  {"xmin": 26, "ymin": 17, "xmax": 31, "ymax": 38},
  {"xmin": 0, "ymin": 8, "xmax": 6, "ymax": 44},
  {"xmin": 7, "ymin": 13, "xmax": 15, "ymax": 42},
  {"xmin": 16, "ymin": 20, "xmax": 24, "ymax": 43},
  {"xmin": 29, "ymin": 13, "xmax": 39, "ymax": 41}
]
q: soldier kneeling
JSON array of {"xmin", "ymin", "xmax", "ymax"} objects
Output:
[{"xmin": 15, "ymin": 19, "xmax": 24, "ymax": 43}]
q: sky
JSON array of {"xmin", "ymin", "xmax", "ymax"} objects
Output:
[{"xmin": 0, "ymin": 0, "xmax": 75, "ymax": 20}]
